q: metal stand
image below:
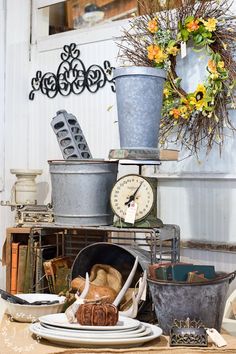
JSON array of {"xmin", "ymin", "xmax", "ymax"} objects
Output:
[{"xmin": 24, "ymin": 223, "xmax": 180, "ymax": 293}]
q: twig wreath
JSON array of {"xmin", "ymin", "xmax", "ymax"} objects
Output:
[{"xmin": 118, "ymin": 0, "xmax": 236, "ymax": 155}]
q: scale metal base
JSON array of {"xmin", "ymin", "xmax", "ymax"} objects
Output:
[{"xmin": 113, "ymin": 215, "xmax": 163, "ymax": 229}]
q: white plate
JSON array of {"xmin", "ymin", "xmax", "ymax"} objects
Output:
[
  {"xmin": 39, "ymin": 313, "xmax": 140, "ymax": 331},
  {"xmin": 29, "ymin": 322, "xmax": 162, "ymax": 348},
  {"xmin": 35, "ymin": 322, "xmax": 152, "ymax": 339},
  {"xmin": 41, "ymin": 322, "xmax": 147, "ymax": 335}
]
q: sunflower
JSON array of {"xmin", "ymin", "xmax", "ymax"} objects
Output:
[{"xmin": 193, "ymin": 84, "xmax": 209, "ymax": 110}]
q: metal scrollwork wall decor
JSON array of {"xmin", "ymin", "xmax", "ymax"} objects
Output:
[{"xmin": 29, "ymin": 43, "xmax": 115, "ymax": 100}]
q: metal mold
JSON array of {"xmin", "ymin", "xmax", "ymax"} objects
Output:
[{"xmin": 51, "ymin": 110, "xmax": 92, "ymax": 160}]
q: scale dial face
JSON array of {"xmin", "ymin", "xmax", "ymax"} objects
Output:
[{"xmin": 110, "ymin": 174, "xmax": 154, "ymax": 222}]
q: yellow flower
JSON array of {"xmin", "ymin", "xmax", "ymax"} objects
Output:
[
  {"xmin": 166, "ymin": 46, "xmax": 179, "ymax": 56},
  {"xmin": 218, "ymin": 61, "xmax": 225, "ymax": 69},
  {"xmin": 147, "ymin": 45, "xmax": 167, "ymax": 64},
  {"xmin": 154, "ymin": 49, "xmax": 167, "ymax": 64},
  {"xmin": 210, "ymin": 73, "xmax": 219, "ymax": 80},
  {"xmin": 189, "ymin": 97, "xmax": 197, "ymax": 106},
  {"xmin": 148, "ymin": 19, "xmax": 158, "ymax": 33},
  {"xmin": 170, "ymin": 108, "xmax": 181, "ymax": 119},
  {"xmin": 202, "ymin": 18, "xmax": 218, "ymax": 32},
  {"xmin": 179, "ymin": 105, "xmax": 189, "ymax": 119},
  {"xmin": 208, "ymin": 59, "xmax": 217, "ymax": 73},
  {"xmin": 195, "ymin": 84, "xmax": 206, "ymax": 96},
  {"xmin": 147, "ymin": 45, "xmax": 160, "ymax": 60},
  {"xmin": 179, "ymin": 106, "xmax": 187, "ymax": 114},
  {"xmin": 163, "ymin": 88, "xmax": 170, "ymax": 98},
  {"xmin": 186, "ymin": 20, "xmax": 199, "ymax": 32},
  {"xmin": 195, "ymin": 99, "xmax": 208, "ymax": 110}
]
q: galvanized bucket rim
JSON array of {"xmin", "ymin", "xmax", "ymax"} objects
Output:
[
  {"xmin": 148, "ymin": 271, "xmax": 236, "ymax": 286},
  {"xmin": 113, "ymin": 66, "xmax": 166, "ymax": 80},
  {"xmin": 48, "ymin": 159, "xmax": 118, "ymax": 165}
]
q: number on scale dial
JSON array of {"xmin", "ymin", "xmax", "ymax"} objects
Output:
[{"xmin": 110, "ymin": 174, "xmax": 154, "ymax": 222}]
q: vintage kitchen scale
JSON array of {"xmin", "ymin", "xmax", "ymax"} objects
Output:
[{"xmin": 110, "ymin": 172, "xmax": 163, "ymax": 228}]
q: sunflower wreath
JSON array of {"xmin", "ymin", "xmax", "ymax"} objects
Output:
[{"xmin": 118, "ymin": 0, "xmax": 236, "ymax": 155}]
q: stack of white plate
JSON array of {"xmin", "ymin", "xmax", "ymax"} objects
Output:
[{"xmin": 29, "ymin": 313, "xmax": 162, "ymax": 348}]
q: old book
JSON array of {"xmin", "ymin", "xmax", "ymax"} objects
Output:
[
  {"xmin": 43, "ymin": 256, "xmax": 71, "ymax": 294},
  {"xmin": 35, "ymin": 245, "xmax": 57, "ymax": 292},
  {"xmin": 167, "ymin": 264, "xmax": 215, "ymax": 282},
  {"xmin": 16, "ymin": 244, "xmax": 28, "ymax": 293},
  {"xmin": 187, "ymin": 272, "xmax": 208, "ymax": 283},
  {"xmin": 24, "ymin": 239, "xmax": 32, "ymax": 293},
  {"xmin": 148, "ymin": 262, "xmax": 172, "ymax": 279},
  {"xmin": 10, "ymin": 242, "xmax": 20, "ymax": 294},
  {"xmin": 108, "ymin": 148, "xmax": 179, "ymax": 161}
]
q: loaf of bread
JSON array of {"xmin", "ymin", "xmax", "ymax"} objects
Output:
[{"xmin": 76, "ymin": 303, "xmax": 118, "ymax": 326}]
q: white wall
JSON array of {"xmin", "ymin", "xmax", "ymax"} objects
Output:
[{"xmin": 0, "ymin": 0, "xmax": 236, "ymax": 290}]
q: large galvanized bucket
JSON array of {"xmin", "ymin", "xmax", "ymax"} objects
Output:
[
  {"xmin": 113, "ymin": 66, "xmax": 166, "ymax": 149},
  {"xmin": 49, "ymin": 160, "xmax": 118, "ymax": 226},
  {"xmin": 148, "ymin": 271, "xmax": 236, "ymax": 335},
  {"xmin": 71, "ymin": 242, "xmax": 150, "ymax": 283}
]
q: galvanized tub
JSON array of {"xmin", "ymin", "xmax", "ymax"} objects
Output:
[
  {"xmin": 49, "ymin": 160, "xmax": 118, "ymax": 226},
  {"xmin": 71, "ymin": 242, "xmax": 150, "ymax": 283},
  {"xmin": 113, "ymin": 66, "xmax": 166, "ymax": 149},
  {"xmin": 148, "ymin": 271, "xmax": 236, "ymax": 335},
  {"xmin": 71, "ymin": 242, "xmax": 153, "ymax": 321}
]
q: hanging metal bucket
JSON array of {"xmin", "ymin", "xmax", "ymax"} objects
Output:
[
  {"xmin": 113, "ymin": 66, "xmax": 166, "ymax": 149},
  {"xmin": 49, "ymin": 160, "xmax": 118, "ymax": 226},
  {"xmin": 148, "ymin": 271, "xmax": 236, "ymax": 335}
]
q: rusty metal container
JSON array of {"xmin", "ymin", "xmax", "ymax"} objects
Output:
[{"xmin": 148, "ymin": 271, "xmax": 236, "ymax": 335}]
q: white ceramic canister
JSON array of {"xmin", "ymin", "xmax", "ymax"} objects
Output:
[{"xmin": 10, "ymin": 169, "xmax": 42, "ymax": 205}]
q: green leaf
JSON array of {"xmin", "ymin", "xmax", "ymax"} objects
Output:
[
  {"xmin": 170, "ymin": 40, "xmax": 178, "ymax": 47},
  {"xmin": 181, "ymin": 29, "xmax": 189, "ymax": 41},
  {"xmin": 178, "ymin": 21, "xmax": 183, "ymax": 31},
  {"xmin": 202, "ymin": 32, "xmax": 209, "ymax": 38},
  {"xmin": 193, "ymin": 34, "xmax": 203, "ymax": 44},
  {"xmin": 185, "ymin": 16, "xmax": 195, "ymax": 24},
  {"xmin": 173, "ymin": 77, "xmax": 182, "ymax": 87}
]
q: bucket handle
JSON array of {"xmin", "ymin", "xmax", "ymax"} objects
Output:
[
  {"xmin": 228, "ymin": 271, "xmax": 236, "ymax": 284},
  {"xmin": 212, "ymin": 270, "xmax": 236, "ymax": 284}
]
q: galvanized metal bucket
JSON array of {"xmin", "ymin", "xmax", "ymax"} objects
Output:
[
  {"xmin": 148, "ymin": 271, "xmax": 236, "ymax": 335},
  {"xmin": 49, "ymin": 160, "xmax": 118, "ymax": 226},
  {"xmin": 113, "ymin": 66, "xmax": 166, "ymax": 149},
  {"xmin": 71, "ymin": 242, "xmax": 150, "ymax": 282},
  {"xmin": 71, "ymin": 242, "xmax": 153, "ymax": 321}
]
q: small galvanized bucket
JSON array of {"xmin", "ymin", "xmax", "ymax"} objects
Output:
[
  {"xmin": 148, "ymin": 271, "xmax": 236, "ymax": 335},
  {"xmin": 113, "ymin": 66, "xmax": 166, "ymax": 149},
  {"xmin": 49, "ymin": 160, "xmax": 118, "ymax": 226}
]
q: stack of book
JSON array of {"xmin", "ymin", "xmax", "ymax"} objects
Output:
[
  {"xmin": 149, "ymin": 262, "xmax": 216, "ymax": 282},
  {"xmin": 10, "ymin": 241, "xmax": 57, "ymax": 294}
]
